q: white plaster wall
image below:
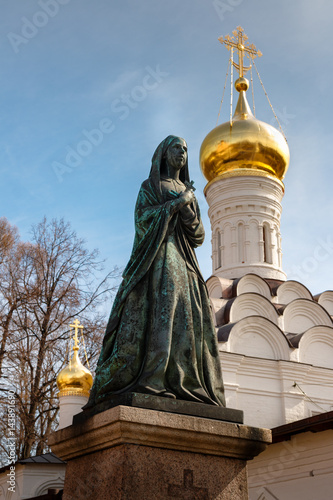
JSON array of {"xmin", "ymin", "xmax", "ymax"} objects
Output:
[
  {"xmin": 237, "ymin": 274, "xmax": 271, "ymax": 300},
  {"xmin": 229, "ymin": 294, "xmax": 279, "ymax": 324},
  {"xmin": 282, "ymin": 299, "xmax": 332, "ymax": 334},
  {"xmin": 220, "ymin": 352, "xmax": 333, "ymax": 429},
  {"xmin": 301, "ymin": 342, "xmax": 333, "ymax": 369},
  {"xmin": 0, "ymin": 464, "xmax": 65, "ymax": 500},
  {"xmin": 221, "ymin": 316, "xmax": 290, "ymax": 361},
  {"xmin": 205, "ymin": 175, "xmax": 286, "ymax": 280},
  {"xmin": 58, "ymin": 394, "xmax": 88, "ymax": 429},
  {"xmin": 318, "ymin": 291, "xmax": 333, "ymax": 315},
  {"xmin": 248, "ymin": 429, "xmax": 333, "ymax": 500},
  {"xmin": 275, "ymin": 281, "xmax": 312, "ymax": 304}
]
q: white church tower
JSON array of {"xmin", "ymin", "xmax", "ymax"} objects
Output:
[
  {"xmin": 200, "ymin": 28, "xmax": 289, "ymax": 281},
  {"xmin": 198, "ymin": 28, "xmax": 333, "ymax": 498}
]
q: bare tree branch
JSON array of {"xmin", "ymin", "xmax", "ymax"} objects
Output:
[{"xmin": 0, "ymin": 217, "xmax": 121, "ymax": 462}]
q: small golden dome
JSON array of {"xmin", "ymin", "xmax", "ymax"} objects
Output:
[
  {"xmin": 57, "ymin": 348, "xmax": 93, "ymax": 398},
  {"xmin": 200, "ymin": 77, "xmax": 290, "ymax": 184}
]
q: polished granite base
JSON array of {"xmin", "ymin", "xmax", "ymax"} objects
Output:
[
  {"xmin": 75, "ymin": 391, "xmax": 243, "ymax": 425},
  {"xmin": 49, "ymin": 404, "xmax": 270, "ymax": 500}
]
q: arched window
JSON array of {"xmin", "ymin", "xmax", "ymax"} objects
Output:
[
  {"xmin": 217, "ymin": 230, "xmax": 222, "ymax": 268},
  {"xmin": 263, "ymin": 223, "xmax": 272, "ymax": 264},
  {"xmin": 238, "ymin": 223, "xmax": 245, "ymax": 263}
]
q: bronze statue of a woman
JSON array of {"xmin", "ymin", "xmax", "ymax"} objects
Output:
[{"xmin": 88, "ymin": 135, "xmax": 225, "ymax": 407}]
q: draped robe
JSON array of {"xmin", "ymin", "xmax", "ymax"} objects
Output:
[{"xmin": 88, "ymin": 136, "xmax": 225, "ymax": 407}]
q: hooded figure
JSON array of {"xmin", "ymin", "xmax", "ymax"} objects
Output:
[{"xmin": 88, "ymin": 136, "xmax": 225, "ymax": 406}]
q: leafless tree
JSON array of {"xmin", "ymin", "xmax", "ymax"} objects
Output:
[
  {"xmin": 0, "ymin": 217, "xmax": 120, "ymax": 462},
  {"xmin": 0, "ymin": 217, "xmax": 19, "ymax": 264},
  {"xmin": 0, "ymin": 218, "xmax": 21, "ymax": 376}
]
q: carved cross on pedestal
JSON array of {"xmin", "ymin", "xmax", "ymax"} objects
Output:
[{"xmin": 168, "ymin": 469, "xmax": 208, "ymax": 499}]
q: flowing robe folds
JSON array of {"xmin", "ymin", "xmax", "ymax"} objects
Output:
[{"xmin": 89, "ymin": 138, "xmax": 225, "ymax": 407}]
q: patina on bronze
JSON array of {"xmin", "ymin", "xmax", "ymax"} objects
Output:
[{"xmin": 87, "ymin": 136, "xmax": 225, "ymax": 408}]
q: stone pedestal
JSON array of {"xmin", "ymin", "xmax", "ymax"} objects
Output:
[{"xmin": 49, "ymin": 405, "xmax": 271, "ymax": 499}]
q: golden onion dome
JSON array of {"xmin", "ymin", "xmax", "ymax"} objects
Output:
[
  {"xmin": 57, "ymin": 346, "xmax": 93, "ymax": 398},
  {"xmin": 200, "ymin": 77, "xmax": 290, "ymax": 185}
]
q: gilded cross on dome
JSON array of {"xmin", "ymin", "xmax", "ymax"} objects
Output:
[
  {"xmin": 218, "ymin": 26, "xmax": 262, "ymax": 78},
  {"xmin": 70, "ymin": 318, "xmax": 84, "ymax": 350}
]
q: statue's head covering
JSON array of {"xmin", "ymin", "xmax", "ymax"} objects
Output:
[{"xmin": 149, "ymin": 135, "xmax": 190, "ymax": 199}]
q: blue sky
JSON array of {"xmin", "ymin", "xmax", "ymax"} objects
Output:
[{"xmin": 1, "ymin": 0, "xmax": 332, "ymax": 295}]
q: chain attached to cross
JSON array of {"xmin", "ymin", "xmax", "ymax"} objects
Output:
[{"xmin": 218, "ymin": 26, "xmax": 262, "ymax": 78}]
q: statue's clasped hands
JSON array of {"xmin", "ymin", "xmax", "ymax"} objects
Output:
[
  {"xmin": 178, "ymin": 189, "xmax": 195, "ymax": 206},
  {"xmin": 169, "ymin": 181, "xmax": 196, "ymax": 210},
  {"xmin": 167, "ymin": 183, "xmax": 195, "ymax": 221}
]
